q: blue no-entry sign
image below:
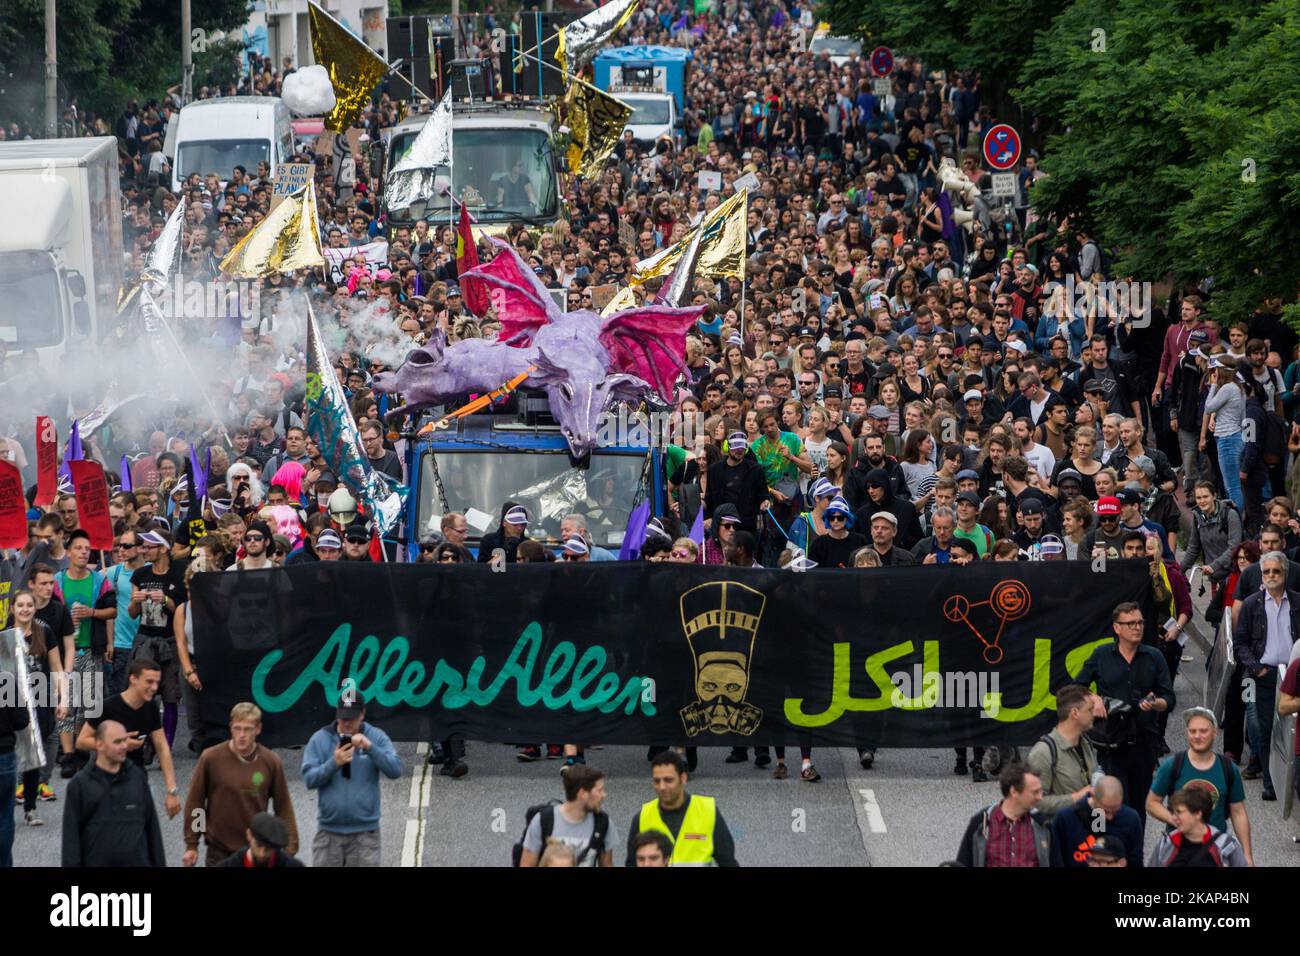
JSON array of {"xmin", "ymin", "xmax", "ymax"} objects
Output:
[
  {"xmin": 983, "ymin": 124, "xmax": 1022, "ymax": 171},
  {"xmin": 869, "ymin": 46, "xmax": 893, "ymax": 77}
]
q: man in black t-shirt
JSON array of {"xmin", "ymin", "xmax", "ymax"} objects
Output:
[
  {"xmin": 129, "ymin": 530, "xmax": 188, "ymax": 715},
  {"xmin": 78, "ymin": 658, "xmax": 182, "ymax": 819}
]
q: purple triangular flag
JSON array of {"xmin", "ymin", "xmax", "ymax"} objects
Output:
[
  {"xmin": 618, "ymin": 500, "xmax": 652, "ymax": 561},
  {"xmin": 689, "ymin": 506, "xmax": 705, "ymax": 548},
  {"xmin": 190, "ymin": 444, "xmax": 208, "ymax": 503},
  {"xmin": 120, "ymin": 455, "xmax": 133, "ymax": 493},
  {"xmin": 58, "ymin": 420, "xmax": 82, "ymax": 480}
]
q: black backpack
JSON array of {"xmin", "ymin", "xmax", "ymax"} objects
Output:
[
  {"xmin": 1087, "ymin": 696, "xmax": 1138, "ymax": 750},
  {"xmin": 1262, "ymin": 410, "xmax": 1287, "ymax": 466},
  {"xmin": 510, "ymin": 800, "xmax": 610, "ymax": 867}
]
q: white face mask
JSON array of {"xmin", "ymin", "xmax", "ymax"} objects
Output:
[{"xmin": 318, "ymin": 494, "xmax": 331, "ymax": 509}]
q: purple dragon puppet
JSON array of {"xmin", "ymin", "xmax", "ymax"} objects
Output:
[{"xmin": 372, "ymin": 238, "xmax": 704, "ymax": 457}]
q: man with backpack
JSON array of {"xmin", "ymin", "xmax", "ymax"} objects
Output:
[
  {"xmin": 1146, "ymin": 706, "xmax": 1252, "ymax": 864},
  {"xmin": 1024, "ymin": 683, "xmax": 1100, "ymax": 819},
  {"xmin": 517, "ymin": 764, "xmax": 614, "ymax": 867},
  {"xmin": 1239, "ymin": 377, "xmax": 1280, "ymax": 537}
]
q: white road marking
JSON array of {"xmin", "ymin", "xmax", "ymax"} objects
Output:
[
  {"xmin": 858, "ymin": 788, "xmax": 887, "ymax": 833},
  {"xmin": 416, "ymin": 741, "xmax": 429, "ymax": 755},
  {"xmin": 400, "ymin": 819, "xmax": 420, "ymax": 867}
]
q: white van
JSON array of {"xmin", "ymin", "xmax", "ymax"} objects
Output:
[
  {"xmin": 617, "ymin": 92, "xmax": 678, "ymax": 151},
  {"xmin": 169, "ymin": 96, "xmax": 293, "ymax": 191}
]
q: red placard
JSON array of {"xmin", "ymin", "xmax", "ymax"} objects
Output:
[
  {"xmin": 35, "ymin": 415, "xmax": 57, "ymax": 506},
  {"xmin": 0, "ymin": 460, "xmax": 28, "ymax": 548},
  {"xmin": 69, "ymin": 460, "xmax": 114, "ymax": 551}
]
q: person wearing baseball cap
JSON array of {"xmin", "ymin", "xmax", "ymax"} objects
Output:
[
  {"xmin": 1085, "ymin": 496, "xmax": 1126, "ymax": 555},
  {"xmin": 477, "ymin": 501, "xmax": 531, "ymax": 564},
  {"xmin": 1011, "ymin": 497, "xmax": 1050, "ymax": 552},
  {"xmin": 302, "ymin": 691, "xmax": 406, "ymax": 863},
  {"xmin": 1146, "ymin": 706, "xmax": 1251, "ymax": 839},
  {"xmin": 807, "ymin": 496, "xmax": 865, "ymax": 569},
  {"xmin": 1114, "ymin": 486, "xmax": 1174, "ymax": 559},
  {"xmin": 341, "ymin": 522, "xmax": 372, "ymax": 562},
  {"xmin": 1085, "ymin": 833, "xmax": 1128, "ymax": 867},
  {"xmin": 788, "ymin": 477, "xmax": 841, "ymax": 556},
  {"xmin": 705, "ymin": 431, "xmax": 769, "ymax": 535},
  {"xmin": 560, "ymin": 536, "xmax": 590, "ymax": 562},
  {"xmin": 315, "ymin": 528, "xmax": 343, "ymax": 561},
  {"xmin": 953, "ymin": 491, "xmax": 995, "ymax": 559},
  {"xmin": 863, "ymin": 508, "xmax": 917, "ymax": 567}
]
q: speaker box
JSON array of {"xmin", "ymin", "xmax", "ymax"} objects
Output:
[
  {"xmin": 450, "ymin": 59, "xmax": 492, "ymax": 99},
  {"xmin": 516, "ymin": 11, "xmax": 574, "ymax": 98}
]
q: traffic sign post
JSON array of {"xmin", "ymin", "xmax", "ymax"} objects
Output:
[
  {"xmin": 982, "ymin": 123, "xmax": 1022, "ymax": 171},
  {"xmin": 869, "ymin": 46, "xmax": 893, "ymax": 77},
  {"xmin": 873, "ymin": 77, "xmax": 891, "ymax": 98}
]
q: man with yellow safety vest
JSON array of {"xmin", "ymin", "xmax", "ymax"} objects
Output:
[{"xmin": 626, "ymin": 751, "xmax": 738, "ymax": 866}]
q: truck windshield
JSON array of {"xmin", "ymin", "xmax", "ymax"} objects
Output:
[
  {"xmin": 626, "ymin": 98, "xmax": 671, "ymax": 125},
  {"xmin": 388, "ymin": 127, "xmax": 557, "ymax": 223},
  {"xmin": 0, "ymin": 251, "xmax": 62, "ymax": 348},
  {"xmin": 176, "ymin": 139, "xmax": 270, "ymax": 181},
  {"xmin": 416, "ymin": 449, "xmax": 646, "ymax": 550}
]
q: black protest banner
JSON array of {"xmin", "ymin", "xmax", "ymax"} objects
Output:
[{"xmin": 192, "ymin": 561, "xmax": 1153, "ymax": 748}]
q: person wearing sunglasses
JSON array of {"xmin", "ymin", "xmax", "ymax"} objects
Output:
[
  {"xmin": 432, "ymin": 543, "xmax": 472, "ymax": 564},
  {"xmin": 807, "ymin": 497, "xmax": 866, "ymax": 570},
  {"xmin": 560, "ymin": 537, "xmax": 590, "ymax": 563},
  {"xmin": 1085, "ymin": 496, "xmax": 1127, "ymax": 560},
  {"xmin": 666, "ymin": 538, "xmax": 698, "ymax": 563},
  {"xmin": 232, "ymin": 521, "xmax": 276, "ymax": 571}
]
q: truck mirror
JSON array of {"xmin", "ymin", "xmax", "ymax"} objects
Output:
[
  {"xmin": 73, "ymin": 301, "xmax": 91, "ymax": 336},
  {"xmin": 66, "ymin": 271, "xmax": 87, "ymax": 298}
]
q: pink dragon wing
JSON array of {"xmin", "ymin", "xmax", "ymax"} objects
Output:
[
  {"xmin": 598, "ymin": 305, "xmax": 705, "ymax": 403},
  {"xmin": 459, "ymin": 238, "xmax": 560, "ymax": 347}
]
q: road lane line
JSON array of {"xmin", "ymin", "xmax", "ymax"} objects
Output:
[
  {"xmin": 858, "ymin": 788, "xmax": 887, "ymax": 833},
  {"xmin": 400, "ymin": 819, "xmax": 420, "ymax": 867}
]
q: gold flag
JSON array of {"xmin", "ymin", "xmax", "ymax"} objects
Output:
[
  {"xmin": 219, "ymin": 181, "xmax": 324, "ymax": 278},
  {"xmin": 599, "ymin": 285, "xmax": 639, "ymax": 316},
  {"xmin": 309, "ymin": 0, "xmax": 389, "ymax": 133},
  {"xmin": 557, "ymin": 0, "xmax": 641, "ymax": 75},
  {"xmin": 564, "ymin": 83, "xmax": 633, "ymax": 180},
  {"xmin": 632, "ymin": 188, "xmax": 749, "ymax": 283}
]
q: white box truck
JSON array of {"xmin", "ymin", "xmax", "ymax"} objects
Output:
[
  {"xmin": 168, "ymin": 96, "xmax": 294, "ymax": 192},
  {"xmin": 0, "ymin": 137, "xmax": 123, "ymax": 358}
]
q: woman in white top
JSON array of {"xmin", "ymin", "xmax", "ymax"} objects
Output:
[{"xmin": 1202, "ymin": 357, "xmax": 1247, "ymax": 510}]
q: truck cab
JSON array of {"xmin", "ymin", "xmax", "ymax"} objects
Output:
[
  {"xmin": 614, "ymin": 92, "xmax": 679, "ymax": 151},
  {"xmin": 593, "ymin": 46, "xmax": 692, "ymax": 146},
  {"xmin": 169, "ymin": 96, "xmax": 294, "ymax": 192},
  {"xmin": 401, "ymin": 399, "xmax": 665, "ymax": 561},
  {"xmin": 384, "ymin": 102, "xmax": 561, "ymax": 231}
]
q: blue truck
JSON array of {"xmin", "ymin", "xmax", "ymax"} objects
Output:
[
  {"xmin": 400, "ymin": 403, "xmax": 667, "ymax": 561},
  {"xmin": 593, "ymin": 46, "xmax": 692, "ymax": 149}
]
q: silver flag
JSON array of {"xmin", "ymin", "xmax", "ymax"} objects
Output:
[{"xmin": 386, "ymin": 88, "xmax": 453, "ymax": 213}]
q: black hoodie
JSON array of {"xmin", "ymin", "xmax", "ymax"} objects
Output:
[
  {"xmin": 62, "ymin": 760, "xmax": 166, "ymax": 867},
  {"xmin": 852, "ymin": 468, "xmax": 923, "ymax": 549}
]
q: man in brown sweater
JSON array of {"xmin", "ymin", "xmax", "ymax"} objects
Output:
[{"xmin": 182, "ymin": 702, "xmax": 298, "ymax": 866}]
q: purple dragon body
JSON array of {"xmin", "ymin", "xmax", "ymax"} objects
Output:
[{"xmin": 372, "ymin": 239, "xmax": 704, "ymax": 457}]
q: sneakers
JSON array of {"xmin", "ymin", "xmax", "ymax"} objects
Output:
[
  {"xmin": 426, "ymin": 743, "xmax": 447, "ymax": 766},
  {"xmin": 24, "ymin": 810, "xmax": 43, "ymax": 827},
  {"xmin": 1241, "ymin": 762, "xmax": 1262, "ymax": 780},
  {"xmin": 546, "ymin": 745, "xmax": 564, "ymax": 760},
  {"xmin": 971, "ymin": 765, "xmax": 990, "ymax": 783},
  {"xmin": 858, "ymin": 749, "xmax": 874, "ymax": 770},
  {"xmin": 516, "ymin": 746, "xmax": 541, "ymax": 762},
  {"xmin": 754, "ymin": 751, "xmax": 772, "ymax": 769},
  {"xmin": 440, "ymin": 760, "xmax": 468, "ymax": 778},
  {"xmin": 1261, "ymin": 787, "xmax": 1277, "ymax": 801},
  {"xmin": 560, "ymin": 755, "xmax": 586, "ymax": 775},
  {"xmin": 38, "ymin": 783, "xmax": 56, "ymax": 802},
  {"xmin": 953, "ymin": 757, "xmax": 969, "ymax": 776},
  {"xmin": 14, "ymin": 784, "xmax": 23, "ymax": 801},
  {"xmin": 800, "ymin": 764, "xmax": 822, "ymax": 782},
  {"xmin": 725, "ymin": 748, "xmax": 747, "ymax": 764}
]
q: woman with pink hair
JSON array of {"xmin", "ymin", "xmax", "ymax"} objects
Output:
[{"xmin": 271, "ymin": 459, "xmax": 307, "ymax": 506}]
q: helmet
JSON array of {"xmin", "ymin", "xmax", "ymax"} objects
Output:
[{"xmin": 328, "ymin": 487, "xmax": 358, "ymax": 527}]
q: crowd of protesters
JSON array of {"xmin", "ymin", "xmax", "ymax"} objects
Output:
[{"xmin": 0, "ymin": 0, "xmax": 1298, "ymax": 869}]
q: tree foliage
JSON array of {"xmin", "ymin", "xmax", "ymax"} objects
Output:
[
  {"xmin": 0, "ymin": 0, "xmax": 248, "ymax": 127},
  {"xmin": 821, "ymin": 0, "xmax": 1300, "ymax": 326}
]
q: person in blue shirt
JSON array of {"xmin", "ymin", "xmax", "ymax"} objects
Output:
[{"xmin": 302, "ymin": 694, "xmax": 404, "ymax": 866}]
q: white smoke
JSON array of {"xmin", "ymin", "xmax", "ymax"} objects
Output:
[{"xmin": 281, "ymin": 65, "xmax": 337, "ymax": 117}]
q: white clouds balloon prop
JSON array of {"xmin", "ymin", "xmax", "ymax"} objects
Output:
[{"xmin": 281, "ymin": 65, "xmax": 337, "ymax": 117}]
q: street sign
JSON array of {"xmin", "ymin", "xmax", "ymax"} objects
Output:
[
  {"xmin": 991, "ymin": 173, "xmax": 1017, "ymax": 199},
  {"xmin": 873, "ymin": 78, "xmax": 892, "ymax": 98},
  {"xmin": 869, "ymin": 46, "xmax": 893, "ymax": 77},
  {"xmin": 982, "ymin": 123, "xmax": 1022, "ymax": 171}
]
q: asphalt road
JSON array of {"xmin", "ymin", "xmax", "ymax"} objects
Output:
[{"xmin": 11, "ymin": 617, "xmax": 1298, "ymax": 867}]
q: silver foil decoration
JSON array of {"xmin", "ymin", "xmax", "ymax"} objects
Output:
[
  {"xmin": 386, "ymin": 88, "xmax": 453, "ymax": 213},
  {"xmin": 0, "ymin": 628, "xmax": 46, "ymax": 774},
  {"xmin": 559, "ymin": 0, "xmax": 641, "ymax": 75},
  {"xmin": 141, "ymin": 200, "xmax": 186, "ymax": 287}
]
